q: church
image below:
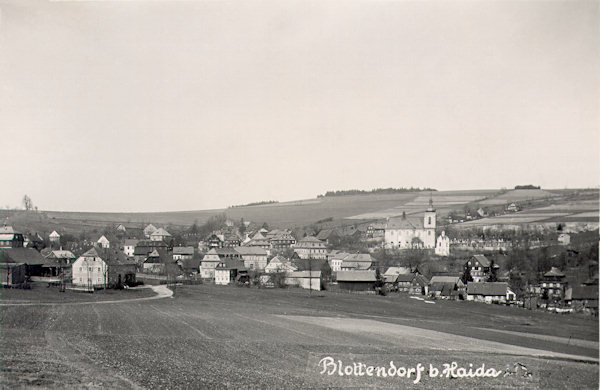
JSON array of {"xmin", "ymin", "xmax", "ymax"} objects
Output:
[{"xmin": 384, "ymin": 199, "xmax": 437, "ymax": 249}]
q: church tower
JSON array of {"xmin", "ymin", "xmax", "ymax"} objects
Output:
[{"xmin": 423, "ymin": 195, "xmax": 436, "ymax": 230}]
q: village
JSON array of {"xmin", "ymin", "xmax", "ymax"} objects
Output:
[{"xmin": 1, "ymin": 196, "xmax": 597, "ymax": 316}]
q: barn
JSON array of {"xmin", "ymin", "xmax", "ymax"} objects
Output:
[{"xmin": 336, "ymin": 270, "xmax": 377, "ymax": 292}]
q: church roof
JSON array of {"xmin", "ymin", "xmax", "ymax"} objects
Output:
[{"xmin": 386, "ymin": 215, "xmax": 424, "ymax": 230}]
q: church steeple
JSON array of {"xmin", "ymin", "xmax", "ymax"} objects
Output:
[
  {"xmin": 426, "ymin": 193, "xmax": 435, "ymax": 212},
  {"xmin": 424, "ymin": 194, "xmax": 436, "ymax": 229}
]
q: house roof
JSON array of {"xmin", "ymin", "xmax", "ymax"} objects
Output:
[
  {"xmin": 81, "ymin": 247, "xmax": 135, "ymax": 266},
  {"xmin": 151, "ymin": 228, "xmax": 171, "ymax": 237},
  {"xmin": 173, "ymin": 246, "xmax": 195, "ymax": 255},
  {"xmin": 234, "ymin": 246, "xmax": 268, "ymax": 256},
  {"xmin": 216, "ymin": 258, "xmax": 246, "ymax": 270},
  {"xmin": 179, "ymin": 257, "xmax": 201, "ymax": 271},
  {"xmin": 49, "ymin": 230, "xmax": 61, "ymax": 237},
  {"xmin": 287, "ymin": 270, "xmax": 322, "ymax": 278},
  {"xmin": 0, "ymin": 248, "xmax": 46, "ymax": 265},
  {"xmin": 396, "ymin": 274, "xmax": 415, "ymax": 283},
  {"xmin": 432, "ymin": 283, "xmax": 457, "ymax": 296},
  {"xmin": 292, "ymin": 258, "xmax": 330, "ymax": 272},
  {"xmin": 0, "ymin": 226, "xmax": 19, "ymax": 234},
  {"xmin": 336, "ymin": 270, "xmax": 377, "ymax": 282},
  {"xmin": 384, "ymin": 266, "xmax": 411, "ymax": 276},
  {"xmin": 316, "ymin": 229, "xmax": 339, "ymax": 241},
  {"xmin": 47, "ymin": 250, "xmax": 76, "ymax": 260},
  {"xmin": 430, "ymin": 275, "xmax": 462, "ymax": 285},
  {"xmin": 570, "ymin": 286, "xmax": 599, "ymax": 300},
  {"xmin": 124, "ymin": 239, "xmax": 140, "ymax": 246},
  {"xmin": 471, "ymin": 254, "xmax": 491, "ymax": 267},
  {"xmin": 544, "ymin": 267, "xmax": 566, "ymax": 277},
  {"xmin": 467, "ymin": 282, "xmax": 508, "ymax": 296},
  {"xmin": 340, "ymin": 254, "xmax": 372, "ymax": 270},
  {"xmin": 298, "ymin": 236, "xmax": 323, "ymax": 244}
]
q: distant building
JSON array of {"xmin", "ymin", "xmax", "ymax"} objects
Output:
[
  {"xmin": 0, "ymin": 226, "xmax": 24, "ymax": 248},
  {"xmin": 144, "ymin": 224, "xmax": 158, "ymax": 238},
  {"xmin": 265, "ymin": 255, "xmax": 297, "ymax": 274},
  {"xmin": 123, "ymin": 239, "xmax": 139, "ymax": 257},
  {"xmin": 558, "ymin": 233, "xmax": 571, "ymax": 246},
  {"xmin": 293, "ymin": 236, "xmax": 327, "ymax": 259},
  {"xmin": 97, "ymin": 235, "xmax": 110, "ymax": 249},
  {"xmin": 72, "ymin": 247, "xmax": 136, "ymax": 288},
  {"xmin": 466, "ymin": 255, "xmax": 497, "ymax": 283},
  {"xmin": 172, "ymin": 246, "xmax": 195, "ymax": 261},
  {"xmin": 150, "ymin": 228, "xmax": 171, "ymax": 242},
  {"xmin": 234, "ymin": 246, "xmax": 268, "ymax": 270},
  {"xmin": 336, "ymin": 270, "xmax": 377, "ymax": 292},
  {"xmin": 49, "ymin": 230, "xmax": 61, "ymax": 244},
  {"xmin": 466, "ymin": 282, "xmax": 515, "ymax": 304},
  {"xmin": 435, "ymin": 231, "xmax": 450, "ymax": 256},
  {"xmin": 384, "ymin": 199, "xmax": 436, "ymax": 249}
]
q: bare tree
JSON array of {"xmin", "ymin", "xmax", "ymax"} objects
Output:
[{"xmin": 22, "ymin": 195, "xmax": 33, "ymax": 211}]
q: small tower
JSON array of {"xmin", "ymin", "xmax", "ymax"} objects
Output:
[{"xmin": 423, "ymin": 195, "xmax": 436, "ymax": 229}]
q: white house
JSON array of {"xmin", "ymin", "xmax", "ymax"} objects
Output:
[
  {"xmin": 123, "ymin": 239, "xmax": 139, "ymax": 257},
  {"xmin": 150, "ymin": 228, "xmax": 171, "ymax": 242},
  {"xmin": 466, "ymin": 282, "xmax": 515, "ymax": 304},
  {"xmin": 384, "ymin": 200, "xmax": 436, "ymax": 249},
  {"xmin": 97, "ymin": 235, "xmax": 110, "ymax": 249},
  {"xmin": 558, "ymin": 233, "xmax": 570, "ymax": 246},
  {"xmin": 172, "ymin": 246, "xmax": 195, "ymax": 261},
  {"xmin": 72, "ymin": 248, "xmax": 108, "ymax": 288},
  {"xmin": 435, "ymin": 231, "xmax": 450, "ymax": 256},
  {"xmin": 49, "ymin": 230, "xmax": 61, "ymax": 244}
]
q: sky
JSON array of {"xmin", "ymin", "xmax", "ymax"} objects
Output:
[{"xmin": 0, "ymin": 0, "xmax": 598, "ymax": 212}]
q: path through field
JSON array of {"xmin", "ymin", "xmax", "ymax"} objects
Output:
[{"xmin": 1, "ymin": 285, "xmax": 598, "ymax": 389}]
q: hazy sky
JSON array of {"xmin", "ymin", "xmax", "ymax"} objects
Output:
[{"xmin": 1, "ymin": 0, "xmax": 598, "ymax": 212}]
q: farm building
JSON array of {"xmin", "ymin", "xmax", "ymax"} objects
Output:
[
  {"xmin": 142, "ymin": 249, "xmax": 174, "ymax": 275},
  {"xmin": 292, "ymin": 258, "xmax": 331, "ymax": 283},
  {"xmin": 466, "ymin": 282, "xmax": 514, "ymax": 304},
  {"xmin": 340, "ymin": 253, "xmax": 373, "ymax": 271},
  {"xmin": 429, "ymin": 275, "xmax": 465, "ymax": 299},
  {"xmin": 0, "ymin": 226, "xmax": 24, "ymax": 248},
  {"xmin": 0, "ymin": 262, "xmax": 27, "ymax": 286},
  {"xmin": 336, "ymin": 270, "xmax": 377, "ymax": 292},
  {"xmin": 265, "ymin": 255, "xmax": 297, "ymax": 274},
  {"xmin": 286, "ymin": 271, "xmax": 322, "ymax": 291},
  {"xmin": 72, "ymin": 246, "xmax": 136, "ymax": 289},
  {"xmin": 172, "ymin": 246, "xmax": 195, "ymax": 261},
  {"xmin": 0, "ymin": 247, "xmax": 46, "ymax": 277},
  {"xmin": 214, "ymin": 258, "xmax": 247, "ymax": 285},
  {"xmin": 234, "ymin": 246, "xmax": 268, "ymax": 270},
  {"xmin": 150, "ymin": 228, "xmax": 171, "ymax": 242},
  {"xmin": 144, "ymin": 224, "xmax": 158, "ymax": 238},
  {"xmin": 293, "ymin": 236, "xmax": 327, "ymax": 259},
  {"xmin": 200, "ymin": 248, "xmax": 241, "ymax": 279}
]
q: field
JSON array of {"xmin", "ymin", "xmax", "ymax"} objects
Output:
[
  {"xmin": 1, "ymin": 189, "xmax": 596, "ymax": 233},
  {"xmin": 1, "ymin": 284, "xmax": 597, "ymax": 389}
]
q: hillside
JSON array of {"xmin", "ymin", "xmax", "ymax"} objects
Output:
[{"xmin": 0, "ymin": 188, "xmax": 596, "ymax": 235}]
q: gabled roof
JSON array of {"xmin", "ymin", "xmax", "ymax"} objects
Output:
[
  {"xmin": 49, "ymin": 230, "xmax": 61, "ymax": 237},
  {"xmin": 0, "ymin": 226, "xmax": 19, "ymax": 234},
  {"xmin": 336, "ymin": 270, "xmax": 377, "ymax": 282},
  {"xmin": 386, "ymin": 215, "xmax": 424, "ymax": 230},
  {"xmin": 384, "ymin": 266, "xmax": 411, "ymax": 276},
  {"xmin": 216, "ymin": 258, "xmax": 246, "ymax": 270},
  {"xmin": 467, "ymin": 282, "xmax": 508, "ymax": 296},
  {"xmin": 471, "ymin": 255, "xmax": 491, "ymax": 268},
  {"xmin": 430, "ymin": 275, "xmax": 462, "ymax": 285},
  {"xmin": 298, "ymin": 236, "xmax": 323, "ymax": 244},
  {"xmin": 47, "ymin": 250, "xmax": 76, "ymax": 260},
  {"xmin": 316, "ymin": 229, "xmax": 339, "ymax": 241},
  {"xmin": 151, "ymin": 228, "xmax": 171, "ymax": 237},
  {"xmin": 396, "ymin": 274, "xmax": 415, "ymax": 283},
  {"xmin": 544, "ymin": 267, "xmax": 566, "ymax": 277},
  {"xmin": 80, "ymin": 246, "xmax": 135, "ymax": 266},
  {"xmin": 0, "ymin": 248, "xmax": 45, "ymax": 265}
]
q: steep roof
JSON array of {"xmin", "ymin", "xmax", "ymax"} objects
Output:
[
  {"xmin": 471, "ymin": 255, "xmax": 491, "ymax": 267},
  {"xmin": 0, "ymin": 248, "xmax": 45, "ymax": 265},
  {"xmin": 430, "ymin": 275, "xmax": 462, "ymax": 285},
  {"xmin": 467, "ymin": 282, "xmax": 508, "ymax": 296},
  {"xmin": 0, "ymin": 226, "xmax": 19, "ymax": 234},
  {"xmin": 386, "ymin": 215, "xmax": 424, "ymax": 230},
  {"xmin": 544, "ymin": 267, "xmax": 566, "ymax": 277},
  {"xmin": 47, "ymin": 250, "xmax": 76, "ymax": 260},
  {"xmin": 151, "ymin": 228, "xmax": 171, "ymax": 237},
  {"xmin": 49, "ymin": 230, "xmax": 61, "ymax": 238},
  {"xmin": 336, "ymin": 270, "xmax": 377, "ymax": 282},
  {"xmin": 384, "ymin": 266, "xmax": 411, "ymax": 276},
  {"xmin": 216, "ymin": 258, "xmax": 246, "ymax": 270}
]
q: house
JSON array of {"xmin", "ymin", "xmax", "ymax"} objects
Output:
[
  {"xmin": 336, "ymin": 270, "xmax": 378, "ymax": 292},
  {"xmin": 506, "ymin": 203, "xmax": 520, "ymax": 212},
  {"xmin": 558, "ymin": 233, "xmax": 571, "ymax": 246},
  {"xmin": 268, "ymin": 231, "xmax": 296, "ymax": 250},
  {"xmin": 466, "ymin": 255, "xmax": 497, "ymax": 283},
  {"xmin": 340, "ymin": 253, "xmax": 373, "ymax": 271},
  {"xmin": 172, "ymin": 246, "xmax": 195, "ymax": 261},
  {"xmin": 541, "ymin": 267, "xmax": 566, "ymax": 300},
  {"xmin": 384, "ymin": 199, "xmax": 436, "ymax": 249},
  {"xmin": 409, "ymin": 274, "xmax": 430, "ymax": 296},
  {"xmin": 466, "ymin": 282, "xmax": 514, "ymax": 304},
  {"xmin": 200, "ymin": 248, "xmax": 241, "ymax": 279},
  {"xmin": 234, "ymin": 246, "xmax": 268, "ymax": 270},
  {"xmin": 144, "ymin": 224, "xmax": 158, "ymax": 238},
  {"xmin": 97, "ymin": 235, "xmax": 110, "ymax": 249},
  {"xmin": 214, "ymin": 258, "xmax": 247, "ymax": 285},
  {"xmin": 328, "ymin": 251, "xmax": 350, "ymax": 272},
  {"xmin": 23, "ymin": 232, "xmax": 44, "ymax": 250},
  {"xmin": 49, "ymin": 230, "xmax": 61, "ymax": 244},
  {"xmin": 179, "ymin": 257, "xmax": 202, "ymax": 277},
  {"xmin": 116, "ymin": 224, "xmax": 127, "ymax": 232},
  {"xmin": 286, "ymin": 271, "xmax": 322, "ymax": 291},
  {"xmin": 0, "ymin": 247, "xmax": 37, "ymax": 285},
  {"xmin": 292, "ymin": 258, "xmax": 332, "ymax": 283},
  {"xmin": 207, "ymin": 234, "xmax": 224, "ymax": 249},
  {"xmin": 429, "ymin": 275, "xmax": 465, "ymax": 299},
  {"xmin": 366, "ymin": 223, "xmax": 386, "ymax": 239},
  {"xmin": 150, "ymin": 228, "xmax": 171, "ymax": 242},
  {"xmin": 264, "ymin": 255, "xmax": 297, "ymax": 274},
  {"xmin": 142, "ymin": 249, "xmax": 174, "ymax": 275},
  {"xmin": 0, "ymin": 247, "xmax": 46, "ymax": 278},
  {"xmin": 223, "ymin": 233, "xmax": 242, "ymax": 248},
  {"xmin": 0, "ymin": 226, "xmax": 24, "ymax": 248},
  {"xmin": 72, "ymin": 246, "xmax": 136, "ymax": 288},
  {"xmin": 565, "ymin": 285, "xmax": 598, "ymax": 315},
  {"xmin": 123, "ymin": 239, "xmax": 139, "ymax": 257},
  {"xmin": 45, "ymin": 250, "xmax": 76, "ymax": 265},
  {"xmin": 435, "ymin": 231, "xmax": 450, "ymax": 256},
  {"xmin": 383, "ymin": 266, "xmax": 411, "ymax": 278},
  {"xmin": 293, "ymin": 236, "xmax": 327, "ymax": 259},
  {"xmin": 133, "ymin": 240, "xmax": 169, "ymax": 265}
]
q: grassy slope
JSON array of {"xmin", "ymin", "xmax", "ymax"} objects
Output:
[{"xmin": 1, "ymin": 284, "xmax": 597, "ymax": 388}]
